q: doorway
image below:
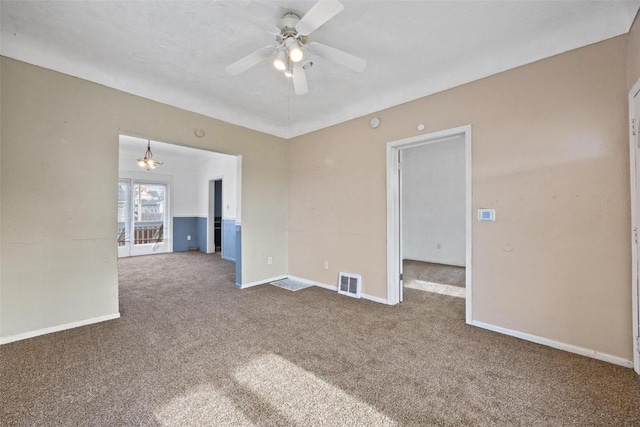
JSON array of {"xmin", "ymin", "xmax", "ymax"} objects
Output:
[
  {"xmin": 208, "ymin": 179, "xmax": 223, "ymax": 254},
  {"xmin": 117, "ymin": 135, "xmax": 241, "ymax": 281},
  {"xmin": 386, "ymin": 125, "xmax": 472, "ymax": 322},
  {"xmin": 628, "ymin": 79, "xmax": 640, "ymax": 375},
  {"xmin": 401, "ymin": 137, "xmax": 466, "ymax": 299},
  {"xmin": 118, "ymin": 179, "xmax": 171, "ymax": 257}
]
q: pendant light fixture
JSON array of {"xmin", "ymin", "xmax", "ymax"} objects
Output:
[{"xmin": 137, "ymin": 140, "xmax": 163, "ymax": 171}]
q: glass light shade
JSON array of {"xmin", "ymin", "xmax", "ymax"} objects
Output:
[
  {"xmin": 289, "ymin": 46, "xmax": 303, "ymax": 62},
  {"xmin": 285, "ymin": 37, "xmax": 303, "ymax": 63},
  {"xmin": 273, "ymin": 50, "xmax": 287, "ymax": 71}
]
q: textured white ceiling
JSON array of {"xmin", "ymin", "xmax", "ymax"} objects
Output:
[{"xmin": 2, "ymin": 1, "xmax": 639, "ymax": 138}]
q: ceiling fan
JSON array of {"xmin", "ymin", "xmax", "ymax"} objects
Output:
[{"xmin": 223, "ymin": 0, "xmax": 367, "ymax": 95}]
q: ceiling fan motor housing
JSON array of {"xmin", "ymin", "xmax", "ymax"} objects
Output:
[
  {"xmin": 281, "ymin": 12, "xmax": 300, "ymax": 30},
  {"xmin": 279, "ymin": 12, "xmax": 309, "ymax": 46}
]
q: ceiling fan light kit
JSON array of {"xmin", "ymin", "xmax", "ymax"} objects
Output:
[
  {"xmin": 284, "ymin": 36, "xmax": 304, "ymax": 63},
  {"xmin": 225, "ymin": 0, "xmax": 366, "ymax": 96}
]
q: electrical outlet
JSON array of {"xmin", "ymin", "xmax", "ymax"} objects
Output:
[
  {"xmin": 268, "ymin": 256, "xmax": 273, "ymax": 265},
  {"xmin": 187, "ymin": 235, "xmax": 192, "ymax": 241},
  {"xmin": 323, "ymin": 261, "xmax": 329, "ymax": 270}
]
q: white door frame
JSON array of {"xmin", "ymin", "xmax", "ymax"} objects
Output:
[
  {"xmin": 629, "ymin": 79, "xmax": 640, "ymax": 375},
  {"xmin": 386, "ymin": 125, "xmax": 473, "ymax": 323},
  {"xmin": 117, "ymin": 179, "xmax": 132, "ymax": 258}
]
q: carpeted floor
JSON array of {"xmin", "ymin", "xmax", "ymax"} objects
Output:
[
  {"xmin": 403, "ymin": 259, "xmax": 466, "ymax": 288},
  {"xmin": 1, "ymin": 252, "xmax": 639, "ymax": 426}
]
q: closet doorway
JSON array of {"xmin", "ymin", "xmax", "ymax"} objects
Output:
[{"xmin": 386, "ymin": 125, "xmax": 472, "ymax": 322}]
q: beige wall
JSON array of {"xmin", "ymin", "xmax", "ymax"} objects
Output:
[
  {"xmin": 0, "ymin": 57, "xmax": 288, "ymax": 339},
  {"xmin": 629, "ymin": 11, "xmax": 640, "ymax": 88},
  {"xmin": 288, "ymin": 36, "xmax": 632, "ymax": 360}
]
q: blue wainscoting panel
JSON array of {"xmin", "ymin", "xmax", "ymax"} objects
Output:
[
  {"xmin": 197, "ymin": 217, "xmax": 208, "ymax": 253},
  {"xmin": 173, "ymin": 217, "xmax": 197, "ymax": 252},
  {"xmin": 222, "ymin": 219, "xmax": 237, "ymax": 262},
  {"xmin": 235, "ymin": 224, "xmax": 242, "ymax": 287}
]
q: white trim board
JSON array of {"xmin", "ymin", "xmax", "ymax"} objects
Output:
[
  {"xmin": 238, "ymin": 274, "xmax": 390, "ymax": 305},
  {"xmin": 471, "ymin": 320, "xmax": 633, "ymax": 368},
  {"xmin": 0, "ymin": 312, "xmax": 121, "ymax": 345},
  {"xmin": 360, "ymin": 293, "xmax": 390, "ymax": 305},
  {"xmin": 287, "ymin": 276, "xmax": 392, "ymax": 305},
  {"xmin": 628, "ymin": 78, "xmax": 640, "ymax": 375},
  {"xmin": 239, "ymin": 275, "xmax": 288, "ymax": 289},
  {"xmin": 404, "ymin": 257, "xmax": 466, "ymax": 268}
]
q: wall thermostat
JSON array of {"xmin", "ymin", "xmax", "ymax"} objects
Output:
[{"xmin": 478, "ymin": 209, "xmax": 496, "ymax": 221}]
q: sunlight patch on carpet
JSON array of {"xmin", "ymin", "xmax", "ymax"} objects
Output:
[
  {"xmin": 270, "ymin": 278, "xmax": 312, "ymax": 291},
  {"xmin": 234, "ymin": 354, "xmax": 396, "ymax": 426},
  {"xmin": 404, "ymin": 280, "xmax": 465, "ymax": 298},
  {"xmin": 155, "ymin": 384, "xmax": 253, "ymax": 426}
]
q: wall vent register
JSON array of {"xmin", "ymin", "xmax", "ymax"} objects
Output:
[{"xmin": 338, "ymin": 273, "xmax": 362, "ymax": 298}]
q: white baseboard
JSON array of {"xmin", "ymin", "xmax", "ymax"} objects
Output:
[
  {"xmin": 470, "ymin": 320, "xmax": 633, "ymax": 368},
  {"xmin": 361, "ymin": 293, "xmax": 393, "ymax": 305},
  {"xmin": 289, "ymin": 275, "xmax": 335, "ymax": 290},
  {"xmin": 0, "ymin": 312, "xmax": 121, "ymax": 345},
  {"xmin": 404, "ymin": 257, "xmax": 465, "ymax": 268},
  {"xmin": 288, "ymin": 276, "xmax": 392, "ymax": 305},
  {"xmin": 239, "ymin": 275, "xmax": 288, "ymax": 289}
]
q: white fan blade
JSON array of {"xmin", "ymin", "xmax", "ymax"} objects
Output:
[
  {"xmin": 218, "ymin": 1, "xmax": 280, "ymax": 34},
  {"xmin": 295, "ymin": 0, "xmax": 344, "ymax": 36},
  {"xmin": 309, "ymin": 42, "xmax": 367, "ymax": 73},
  {"xmin": 292, "ymin": 63, "xmax": 308, "ymax": 95},
  {"xmin": 225, "ymin": 46, "xmax": 275, "ymax": 75}
]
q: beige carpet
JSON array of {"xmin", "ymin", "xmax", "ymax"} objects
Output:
[
  {"xmin": 403, "ymin": 259, "xmax": 466, "ymax": 288},
  {"xmin": 1, "ymin": 252, "xmax": 639, "ymax": 426}
]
